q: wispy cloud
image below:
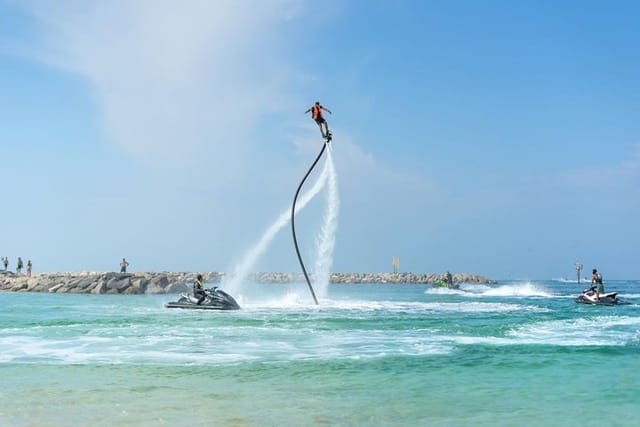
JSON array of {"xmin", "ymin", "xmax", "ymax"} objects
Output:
[
  {"xmin": 19, "ymin": 0, "xmax": 304, "ymax": 177},
  {"xmin": 557, "ymin": 142, "xmax": 640, "ymax": 194}
]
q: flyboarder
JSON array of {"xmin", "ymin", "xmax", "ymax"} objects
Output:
[{"xmin": 305, "ymin": 101, "xmax": 332, "ymax": 141}]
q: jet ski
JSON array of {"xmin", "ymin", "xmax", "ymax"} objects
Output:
[
  {"xmin": 575, "ymin": 286, "xmax": 624, "ymax": 306},
  {"xmin": 165, "ymin": 287, "xmax": 240, "ymax": 310},
  {"xmin": 433, "ymin": 279, "xmax": 460, "ymax": 290}
]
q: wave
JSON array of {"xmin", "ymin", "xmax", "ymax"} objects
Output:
[
  {"xmin": 3, "ymin": 311, "xmax": 637, "ymax": 365},
  {"xmin": 552, "ymin": 278, "xmax": 583, "ymax": 283},
  {"xmin": 426, "ymin": 282, "xmax": 557, "ymax": 298},
  {"xmin": 236, "ymin": 298, "xmax": 549, "ymax": 315},
  {"xmin": 507, "ymin": 315, "xmax": 640, "ymax": 346},
  {"xmin": 425, "ymin": 287, "xmax": 467, "ymax": 295},
  {"xmin": 27, "ymin": 311, "xmax": 637, "ymax": 366},
  {"xmin": 620, "ymin": 293, "xmax": 640, "ymax": 299},
  {"xmin": 0, "ymin": 326, "xmax": 455, "ymax": 365}
]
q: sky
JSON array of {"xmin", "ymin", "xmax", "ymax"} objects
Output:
[{"xmin": 1, "ymin": 0, "xmax": 638, "ymax": 279}]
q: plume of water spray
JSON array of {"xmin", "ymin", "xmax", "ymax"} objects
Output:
[
  {"xmin": 312, "ymin": 150, "xmax": 339, "ymax": 298},
  {"xmin": 223, "ymin": 158, "xmax": 330, "ymax": 295}
]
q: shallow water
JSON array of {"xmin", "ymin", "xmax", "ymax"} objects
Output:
[{"xmin": 1, "ymin": 280, "xmax": 639, "ymax": 426}]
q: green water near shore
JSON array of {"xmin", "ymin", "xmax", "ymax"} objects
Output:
[{"xmin": 1, "ymin": 280, "xmax": 639, "ymax": 426}]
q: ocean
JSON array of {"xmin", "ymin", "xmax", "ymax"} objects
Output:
[{"xmin": 1, "ymin": 279, "xmax": 639, "ymax": 426}]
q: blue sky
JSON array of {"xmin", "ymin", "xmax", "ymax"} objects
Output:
[{"xmin": 1, "ymin": 0, "xmax": 638, "ymax": 279}]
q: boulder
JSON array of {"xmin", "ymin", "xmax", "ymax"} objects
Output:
[
  {"xmin": 92, "ymin": 282, "xmax": 107, "ymax": 294},
  {"xmin": 106, "ymin": 276, "xmax": 131, "ymax": 292}
]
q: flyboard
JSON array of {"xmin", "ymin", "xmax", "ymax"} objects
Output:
[{"xmin": 290, "ymin": 131, "xmax": 333, "ymax": 305}]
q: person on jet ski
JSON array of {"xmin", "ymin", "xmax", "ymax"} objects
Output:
[
  {"xmin": 591, "ymin": 268, "xmax": 604, "ymax": 301},
  {"xmin": 445, "ymin": 271, "xmax": 454, "ymax": 287},
  {"xmin": 193, "ymin": 274, "xmax": 207, "ymax": 305}
]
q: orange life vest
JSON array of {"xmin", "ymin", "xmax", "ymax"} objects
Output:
[{"xmin": 312, "ymin": 105, "xmax": 322, "ymax": 120}]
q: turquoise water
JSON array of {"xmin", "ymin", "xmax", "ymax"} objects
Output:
[{"xmin": 1, "ymin": 280, "xmax": 639, "ymax": 426}]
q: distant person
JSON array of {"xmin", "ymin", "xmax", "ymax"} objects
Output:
[
  {"xmin": 446, "ymin": 271, "xmax": 453, "ymax": 287},
  {"xmin": 2, "ymin": 256, "xmax": 7, "ymax": 270},
  {"xmin": 120, "ymin": 258, "xmax": 129, "ymax": 273},
  {"xmin": 26, "ymin": 260, "xmax": 32, "ymax": 277},
  {"xmin": 305, "ymin": 101, "xmax": 332, "ymax": 139},
  {"xmin": 591, "ymin": 268, "xmax": 604, "ymax": 300},
  {"xmin": 16, "ymin": 257, "xmax": 23, "ymax": 275},
  {"xmin": 193, "ymin": 274, "xmax": 206, "ymax": 305}
]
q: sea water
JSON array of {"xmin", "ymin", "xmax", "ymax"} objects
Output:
[{"xmin": 1, "ymin": 280, "xmax": 639, "ymax": 426}]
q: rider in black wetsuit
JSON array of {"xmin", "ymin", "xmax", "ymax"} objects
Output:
[{"xmin": 193, "ymin": 274, "xmax": 206, "ymax": 305}]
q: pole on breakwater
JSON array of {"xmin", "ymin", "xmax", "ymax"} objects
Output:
[{"xmin": 575, "ymin": 261, "xmax": 583, "ymax": 284}]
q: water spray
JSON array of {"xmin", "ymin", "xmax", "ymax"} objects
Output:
[
  {"xmin": 312, "ymin": 149, "xmax": 339, "ymax": 296},
  {"xmin": 223, "ymin": 160, "xmax": 330, "ymax": 295}
]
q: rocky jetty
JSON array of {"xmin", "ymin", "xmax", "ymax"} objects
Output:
[
  {"xmin": 0, "ymin": 271, "xmax": 221, "ymax": 295},
  {"xmin": 0, "ymin": 270, "xmax": 495, "ymax": 294},
  {"xmin": 253, "ymin": 272, "xmax": 494, "ymax": 285},
  {"xmin": 330, "ymin": 272, "xmax": 493, "ymax": 285}
]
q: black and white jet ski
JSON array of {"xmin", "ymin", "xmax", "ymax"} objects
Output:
[
  {"xmin": 165, "ymin": 287, "xmax": 240, "ymax": 310},
  {"xmin": 575, "ymin": 286, "xmax": 624, "ymax": 306}
]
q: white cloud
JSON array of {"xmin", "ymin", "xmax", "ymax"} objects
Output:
[
  {"xmin": 20, "ymin": 0, "xmax": 304, "ymax": 178},
  {"xmin": 556, "ymin": 142, "xmax": 640, "ymax": 194}
]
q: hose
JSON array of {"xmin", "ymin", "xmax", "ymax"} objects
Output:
[{"xmin": 291, "ymin": 140, "xmax": 329, "ymax": 305}]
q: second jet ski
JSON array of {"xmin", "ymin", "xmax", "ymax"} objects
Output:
[
  {"xmin": 575, "ymin": 286, "xmax": 625, "ymax": 306},
  {"xmin": 165, "ymin": 286, "xmax": 240, "ymax": 310}
]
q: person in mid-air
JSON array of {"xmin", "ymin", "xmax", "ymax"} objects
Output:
[
  {"xmin": 305, "ymin": 101, "xmax": 332, "ymax": 139},
  {"xmin": 591, "ymin": 268, "xmax": 604, "ymax": 300},
  {"xmin": 193, "ymin": 274, "xmax": 207, "ymax": 305}
]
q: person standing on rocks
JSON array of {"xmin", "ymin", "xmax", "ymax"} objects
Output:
[
  {"xmin": 193, "ymin": 274, "xmax": 206, "ymax": 305},
  {"xmin": 16, "ymin": 257, "xmax": 23, "ymax": 275},
  {"xmin": 26, "ymin": 260, "xmax": 32, "ymax": 277},
  {"xmin": 120, "ymin": 258, "xmax": 129, "ymax": 273},
  {"xmin": 2, "ymin": 256, "xmax": 7, "ymax": 271}
]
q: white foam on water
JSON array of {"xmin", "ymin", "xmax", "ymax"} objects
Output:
[
  {"xmin": 230, "ymin": 283, "xmax": 319, "ymax": 308},
  {"xmin": 553, "ymin": 278, "xmax": 581, "ymax": 283},
  {"xmin": 621, "ymin": 293, "xmax": 640, "ymax": 299},
  {"xmin": 0, "ymin": 336, "xmax": 100, "ymax": 363},
  {"xmin": 420, "ymin": 301, "xmax": 549, "ymax": 313},
  {"xmin": 470, "ymin": 282, "xmax": 555, "ymax": 298},
  {"xmin": 238, "ymin": 298, "xmax": 549, "ymax": 314},
  {"xmin": 0, "ymin": 325, "xmax": 455, "ymax": 365},
  {"xmin": 4, "ymin": 311, "xmax": 637, "ymax": 365},
  {"xmin": 436, "ymin": 335, "xmax": 514, "ymax": 346},
  {"xmin": 425, "ymin": 287, "xmax": 466, "ymax": 295},
  {"xmin": 462, "ymin": 283, "xmax": 492, "ymax": 292},
  {"xmin": 241, "ymin": 291, "xmax": 316, "ymax": 309},
  {"xmin": 0, "ymin": 333, "xmax": 261, "ymax": 365},
  {"xmin": 241, "ymin": 328, "xmax": 455, "ymax": 360},
  {"xmin": 507, "ymin": 315, "xmax": 640, "ymax": 346}
]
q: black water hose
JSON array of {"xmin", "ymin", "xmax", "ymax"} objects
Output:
[{"xmin": 291, "ymin": 140, "xmax": 328, "ymax": 305}]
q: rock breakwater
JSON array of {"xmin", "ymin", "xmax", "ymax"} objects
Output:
[{"xmin": 0, "ymin": 271, "xmax": 494, "ymax": 294}]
